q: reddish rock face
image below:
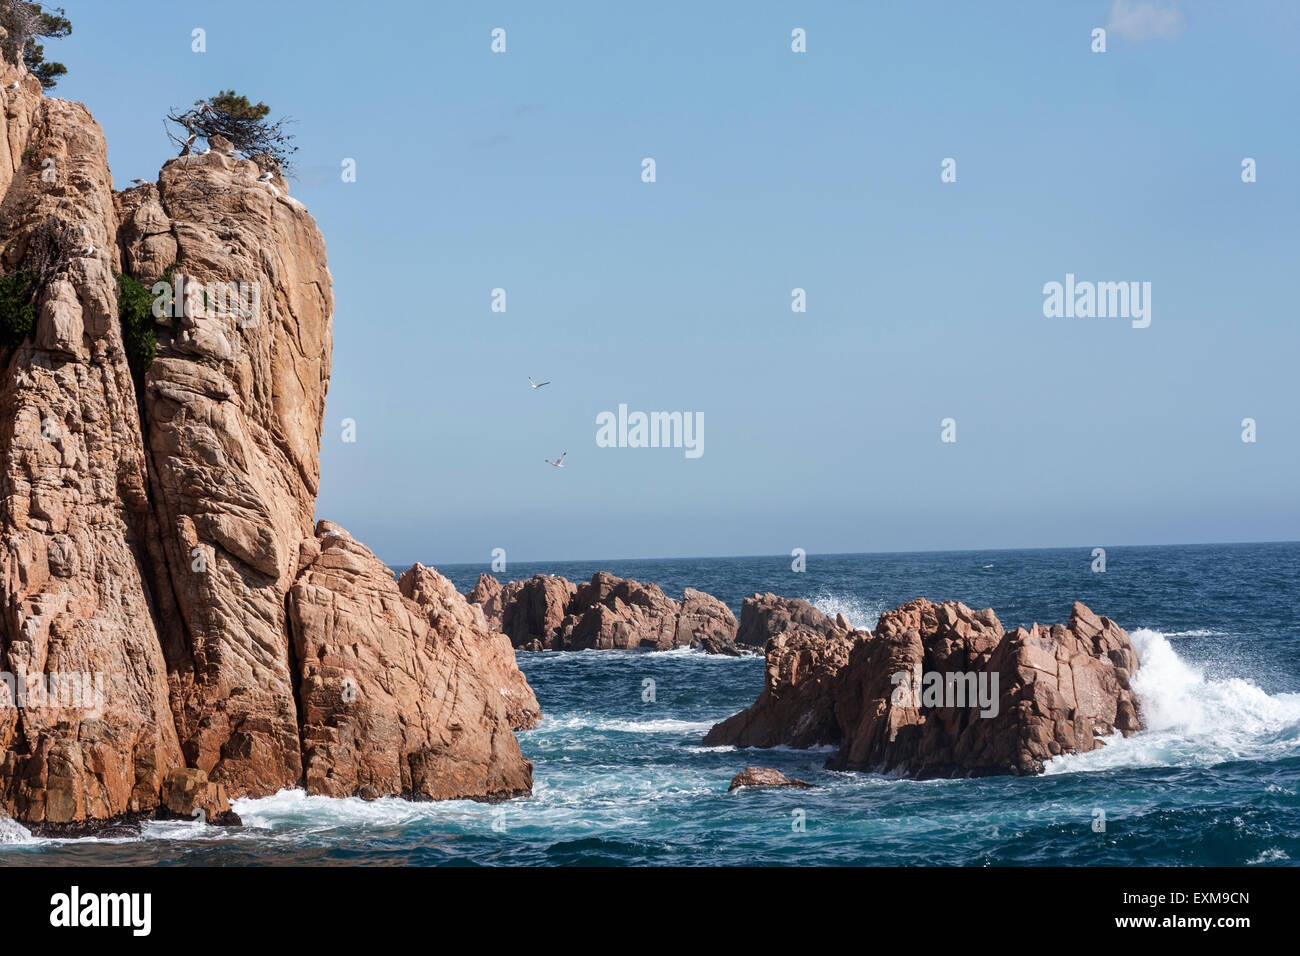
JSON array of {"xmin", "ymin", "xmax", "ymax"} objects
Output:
[
  {"xmin": 0, "ymin": 79, "xmax": 540, "ymax": 831},
  {"xmin": 131, "ymin": 134, "xmax": 333, "ymax": 798},
  {"xmin": 677, "ymin": 588, "xmax": 741, "ymax": 656},
  {"xmin": 288, "ymin": 524, "xmax": 534, "ymax": 802},
  {"xmin": 499, "ymin": 574, "xmax": 576, "ymax": 649},
  {"xmin": 0, "ymin": 73, "xmax": 183, "ymax": 829},
  {"xmin": 706, "ymin": 599, "xmax": 1144, "ymax": 778},
  {"xmin": 397, "ymin": 564, "xmax": 541, "ymax": 732},
  {"xmin": 556, "ymin": 572, "xmax": 680, "ymax": 650},
  {"xmin": 703, "ymin": 594, "xmax": 858, "ymax": 748},
  {"xmin": 467, "ymin": 572, "xmax": 505, "ymax": 629},
  {"xmin": 727, "ymin": 767, "xmax": 815, "ymax": 791},
  {"xmin": 703, "ymin": 626, "xmax": 858, "ymax": 749},
  {"xmin": 735, "ymin": 593, "xmax": 846, "ymax": 649}
]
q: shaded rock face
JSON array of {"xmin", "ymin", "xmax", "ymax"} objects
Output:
[
  {"xmin": 0, "ymin": 78, "xmax": 539, "ymax": 831},
  {"xmin": 706, "ymin": 599, "xmax": 1143, "ymax": 778},
  {"xmin": 470, "ymin": 571, "xmax": 741, "ymax": 654},
  {"xmin": 727, "ymin": 767, "xmax": 815, "ymax": 792},
  {"xmin": 288, "ymin": 524, "xmax": 533, "ymax": 802},
  {"xmin": 705, "ymin": 634, "xmax": 851, "ymax": 751},
  {"xmin": 0, "ymin": 71, "xmax": 183, "ymax": 829},
  {"xmin": 703, "ymin": 598, "xmax": 858, "ymax": 749},
  {"xmin": 735, "ymin": 593, "xmax": 846, "ymax": 649},
  {"xmin": 499, "ymin": 574, "xmax": 575, "ymax": 649}
]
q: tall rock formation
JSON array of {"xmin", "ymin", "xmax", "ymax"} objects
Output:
[
  {"xmin": 0, "ymin": 65, "xmax": 538, "ymax": 831},
  {"xmin": 0, "ymin": 68, "xmax": 183, "ymax": 829},
  {"xmin": 118, "ymin": 135, "xmax": 333, "ymax": 797}
]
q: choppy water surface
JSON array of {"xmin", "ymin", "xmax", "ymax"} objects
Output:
[{"xmin": 5, "ymin": 543, "xmax": 1298, "ymax": 865}]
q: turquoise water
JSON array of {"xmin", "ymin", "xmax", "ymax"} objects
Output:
[{"xmin": 4, "ymin": 543, "xmax": 1298, "ymax": 865}]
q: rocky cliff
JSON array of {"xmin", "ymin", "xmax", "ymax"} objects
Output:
[{"xmin": 0, "ymin": 67, "xmax": 536, "ymax": 832}]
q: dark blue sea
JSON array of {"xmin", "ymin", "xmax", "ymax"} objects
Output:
[{"xmin": 4, "ymin": 543, "xmax": 1298, "ymax": 865}]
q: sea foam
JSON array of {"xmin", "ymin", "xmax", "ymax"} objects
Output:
[
  {"xmin": 1045, "ymin": 627, "xmax": 1300, "ymax": 774},
  {"xmin": 808, "ymin": 591, "xmax": 886, "ymax": 631}
]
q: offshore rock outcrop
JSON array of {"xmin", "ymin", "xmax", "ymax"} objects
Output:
[
  {"xmin": 705, "ymin": 598, "xmax": 1143, "ymax": 778},
  {"xmin": 703, "ymin": 597, "xmax": 857, "ymax": 748},
  {"xmin": 735, "ymin": 593, "xmax": 854, "ymax": 649},
  {"xmin": 0, "ymin": 65, "xmax": 537, "ymax": 831},
  {"xmin": 469, "ymin": 570, "xmax": 742, "ymax": 654},
  {"xmin": 727, "ymin": 766, "xmax": 815, "ymax": 792}
]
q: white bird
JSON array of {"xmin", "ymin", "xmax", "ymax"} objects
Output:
[
  {"xmin": 5, "ymin": 82, "xmax": 19, "ymax": 91},
  {"xmin": 545, "ymin": 452, "xmax": 567, "ymax": 468},
  {"xmin": 226, "ymin": 149, "xmax": 239, "ymax": 158},
  {"xmin": 257, "ymin": 171, "xmax": 274, "ymax": 182},
  {"xmin": 528, "ymin": 377, "xmax": 550, "ymax": 390},
  {"xmin": 130, "ymin": 178, "xmax": 148, "ymax": 186},
  {"xmin": 195, "ymin": 147, "xmax": 211, "ymax": 156},
  {"xmin": 75, "ymin": 244, "xmax": 95, "ymax": 258}
]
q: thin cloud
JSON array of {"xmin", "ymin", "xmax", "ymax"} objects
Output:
[{"xmin": 1106, "ymin": 0, "xmax": 1187, "ymax": 40}]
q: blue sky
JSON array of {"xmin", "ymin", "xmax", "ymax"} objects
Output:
[{"xmin": 55, "ymin": 1, "xmax": 1300, "ymax": 564}]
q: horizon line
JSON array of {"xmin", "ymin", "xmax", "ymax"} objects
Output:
[{"xmin": 384, "ymin": 536, "xmax": 1300, "ymax": 572}]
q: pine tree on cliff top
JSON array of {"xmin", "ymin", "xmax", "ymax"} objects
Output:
[
  {"xmin": 166, "ymin": 90, "xmax": 298, "ymax": 170},
  {"xmin": 0, "ymin": 1, "xmax": 70, "ymax": 89}
]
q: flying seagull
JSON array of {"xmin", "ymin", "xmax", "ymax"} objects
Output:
[
  {"xmin": 130, "ymin": 178, "xmax": 148, "ymax": 187},
  {"xmin": 545, "ymin": 452, "xmax": 566, "ymax": 468},
  {"xmin": 528, "ymin": 377, "xmax": 550, "ymax": 390}
]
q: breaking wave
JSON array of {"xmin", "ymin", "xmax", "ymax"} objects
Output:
[
  {"xmin": 808, "ymin": 591, "xmax": 885, "ymax": 631},
  {"xmin": 1045, "ymin": 628, "xmax": 1300, "ymax": 773}
]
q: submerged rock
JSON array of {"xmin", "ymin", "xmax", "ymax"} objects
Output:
[
  {"xmin": 727, "ymin": 767, "xmax": 816, "ymax": 791},
  {"xmin": 157, "ymin": 768, "xmax": 241, "ymax": 826}
]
